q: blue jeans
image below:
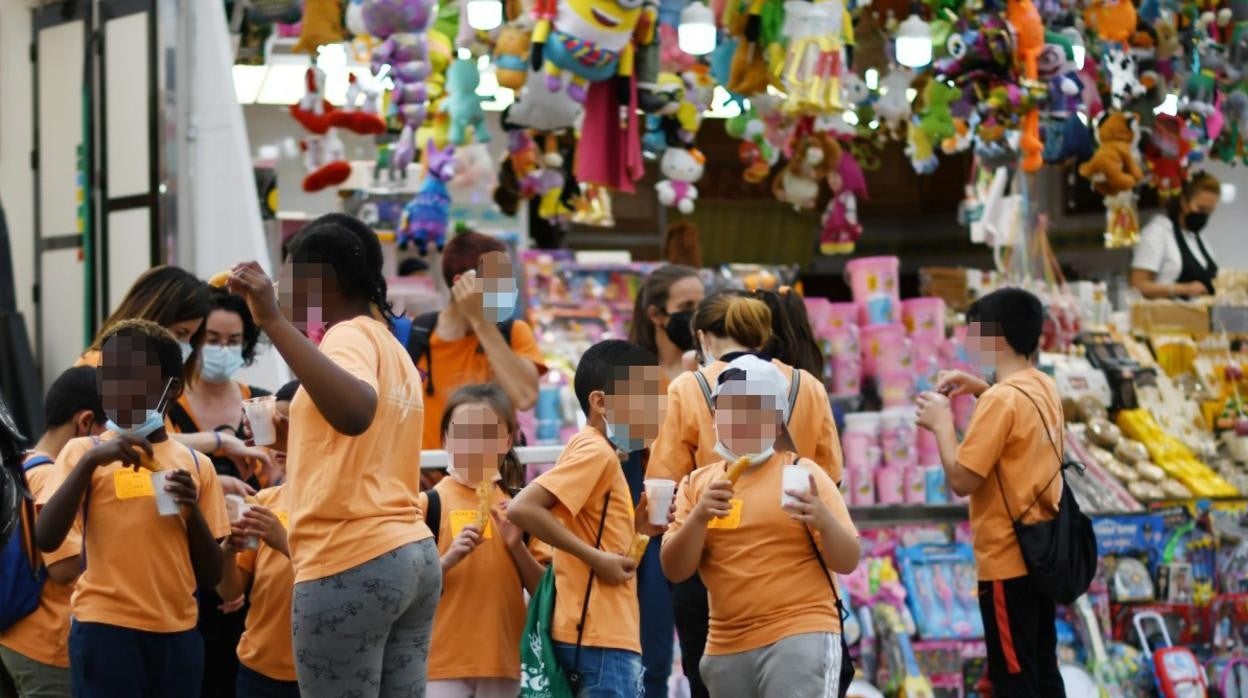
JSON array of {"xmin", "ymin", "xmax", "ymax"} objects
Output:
[
  {"xmin": 236, "ymin": 664, "xmax": 300, "ymax": 698},
  {"xmin": 623, "ymin": 450, "xmax": 676, "ymax": 697},
  {"xmin": 69, "ymin": 620, "xmax": 204, "ymax": 698},
  {"xmin": 552, "ymin": 643, "xmax": 643, "ymax": 698}
]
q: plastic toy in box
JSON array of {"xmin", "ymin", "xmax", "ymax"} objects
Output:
[{"xmin": 897, "ymin": 543, "xmax": 983, "ymax": 641}]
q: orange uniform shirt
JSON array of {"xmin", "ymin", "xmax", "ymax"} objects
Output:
[
  {"xmin": 665, "ymin": 453, "xmax": 857, "ymax": 655},
  {"xmin": 37, "ymin": 433, "xmax": 231, "ymax": 633},
  {"xmin": 533, "ymin": 427, "xmax": 640, "ymax": 653},
  {"xmin": 420, "ymin": 479, "xmax": 526, "ymax": 681},
  {"xmin": 234, "ymin": 485, "xmax": 296, "ymax": 682},
  {"xmin": 957, "ymin": 368, "xmax": 1064, "ymax": 581},
  {"xmin": 0, "ymin": 453, "xmax": 78, "ymax": 668},
  {"xmin": 286, "ymin": 316, "xmax": 431, "ymax": 583},
  {"xmin": 646, "ymin": 360, "xmax": 842, "ymax": 483},
  {"xmin": 418, "ymin": 319, "xmax": 547, "ymax": 448}
]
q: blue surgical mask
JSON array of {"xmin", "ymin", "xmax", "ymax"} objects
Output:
[
  {"xmin": 201, "ymin": 345, "xmax": 245, "ymax": 383},
  {"xmin": 105, "ymin": 378, "xmax": 175, "ymax": 438},
  {"xmin": 482, "ymin": 290, "xmax": 518, "ymax": 322},
  {"xmin": 178, "ymin": 341, "xmax": 194, "ymax": 363},
  {"xmin": 604, "ymin": 416, "xmax": 647, "ymax": 454}
]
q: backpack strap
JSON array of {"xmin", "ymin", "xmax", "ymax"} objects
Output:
[
  {"xmin": 425, "ymin": 489, "xmax": 442, "ymax": 542},
  {"xmin": 994, "ymin": 385, "xmax": 1067, "ymax": 524},
  {"xmin": 18, "ymin": 455, "xmax": 53, "ymax": 571},
  {"xmin": 22, "ymin": 455, "xmax": 53, "ymax": 472},
  {"xmin": 570, "ymin": 489, "xmax": 612, "ymax": 689},
  {"xmin": 404, "ymin": 312, "xmax": 442, "ymax": 396},
  {"xmin": 693, "ymin": 370, "xmax": 714, "ymax": 414},
  {"xmin": 786, "ymin": 369, "xmax": 801, "ymax": 426}
]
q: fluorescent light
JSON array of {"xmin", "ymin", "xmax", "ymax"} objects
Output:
[
  {"xmin": 1223, "ymin": 183, "xmax": 1237, "ymax": 204},
  {"xmin": 257, "ymin": 64, "xmax": 312, "ymax": 105},
  {"xmin": 233, "ymin": 65, "xmax": 266, "ymax": 104},
  {"xmin": 466, "ymin": 0, "xmax": 503, "ymax": 30},
  {"xmin": 679, "ymin": 1, "xmax": 716, "ymax": 56},
  {"xmin": 842, "ymin": 110, "xmax": 859, "ymax": 125},
  {"xmin": 1154, "ymin": 93, "xmax": 1179, "ymax": 116},
  {"xmin": 895, "ymin": 15, "xmax": 932, "ymax": 68},
  {"xmin": 865, "ymin": 68, "xmax": 879, "ymax": 90}
]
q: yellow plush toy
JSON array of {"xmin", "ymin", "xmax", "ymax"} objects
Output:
[
  {"xmin": 294, "ymin": 0, "xmax": 345, "ymax": 54},
  {"xmin": 531, "ymin": 0, "xmax": 655, "ymax": 102}
]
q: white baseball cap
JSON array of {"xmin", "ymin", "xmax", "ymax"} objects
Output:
[{"xmin": 711, "ymin": 354, "xmax": 792, "ymax": 423}]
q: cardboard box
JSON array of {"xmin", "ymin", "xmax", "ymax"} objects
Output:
[{"xmin": 1130, "ymin": 301, "xmax": 1209, "ymax": 336}]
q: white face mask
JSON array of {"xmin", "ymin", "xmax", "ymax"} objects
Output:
[{"xmin": 712, "ymin": 427, "xmax": 776, "ymax": 467}]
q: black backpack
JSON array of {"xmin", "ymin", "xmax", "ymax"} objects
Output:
[{"xmin": 392, "ymin": 312, "xmax": 516, "ymax": 396}]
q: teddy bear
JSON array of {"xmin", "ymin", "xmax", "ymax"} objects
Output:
[
  {"xmin": 656, "ymin": 148, "xmax": 706, "ymax": 214},
  {"xmin": 441, "ymin": 58, "xmax": 491, "ymax": 145},
  {"xmin": 1078, "ymin": 111, "xmax": 1144, "ymax": 196},
  {"xmin": 493, "ymin": 23, "xmax": 532, "ymax": 90},
  {"xmin": 773, "ymin": 134, "xmax": 840, "ymax": 210}
]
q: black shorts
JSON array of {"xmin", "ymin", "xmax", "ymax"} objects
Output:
[{"xmin": 978, "ymin": 576, "xmax": 1066, "ymax": 698}]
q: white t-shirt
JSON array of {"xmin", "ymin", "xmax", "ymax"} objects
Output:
[{"xmin": 1131, "ymin": 215, "xmax": 1212, "ymax": 285}]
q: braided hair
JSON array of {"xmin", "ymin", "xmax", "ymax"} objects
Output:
[{"xmin": 285, "ymin": 214, "xmax": 397, "ymax": 322}]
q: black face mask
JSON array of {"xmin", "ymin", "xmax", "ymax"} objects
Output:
[
  {"xmin": 1184, "ymin": 212, "xmax": 1210, "ymax": 234},
  {"xmin": 664, "ymin": 310, "xmax": 696, "ymax": 351}
]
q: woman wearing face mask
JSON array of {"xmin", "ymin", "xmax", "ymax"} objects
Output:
[
  {"xmin": 630, "ymin": 265, "xmax": 706, "ymax": 382},
  {"xmin": 646, "ymin": 292, "xmax": 841, "ymax": 698},
  {"xmin": 1131, "ymin": 171, "xmax": 1223, "ymax": 298}
]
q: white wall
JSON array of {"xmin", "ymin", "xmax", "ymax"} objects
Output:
[
  {"xmin": 1199, "ymin": 161, "xmax": 1248, "ymax": 271},
  {"xmin": 2, "ymin": 1, "xmax": 37, "ymax": 342}
]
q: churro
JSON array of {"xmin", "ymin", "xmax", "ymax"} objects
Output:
[
  {"xmin": 628, "ymin": 533, "xmax": 650, "ymax": 565},
  {"xmin": 208, "ymin": 270, "xmax": 232, "ymax": 288},
  {"xmin": 475, "ymin": 481, "xmax": 493, "ymax": 528},
  {"xmin": 724, "ymin": 456, "xmax": 751, "ymax": 486}
]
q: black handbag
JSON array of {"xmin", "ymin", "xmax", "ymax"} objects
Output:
[{"xmin": 996, "ymin": 385, "xmax": 1098, "ymax": 605}]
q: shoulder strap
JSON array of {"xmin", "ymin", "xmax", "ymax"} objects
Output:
[
  {"xmin": 425, "ymin": 489, "xmax": 442, "ymax": 542},
  {"xmin": 994, "ymin": 384, "xmax": 1065, "ymax": 524},
  {"xmin": 166, "ymin": 398, "xmax": 200, "ymax": 435},
  {"xmin": 22, "ymin": 455, "xmax": 53, "ymax": 472},
  {"xmin": 574, "ymin": 490, "xmax": 612, "ymax": 668},
  {"xmin": 786, "ymin": 369, "xmax": 802, "ymax": 426},
  {"xmin": 499, "ymin": 317, "xmax": 516, "ymax": 345},
  {"xmin": 183, "ymin": 444, "xmax": 202, "ymax": 475},
  {"xmin": 405, "ymin": 312, "xmax": 441, "ymax": 395},
  {"xmin": 693, "ymin": 370, "xmax": 714, "ymax": 415},
  {"xmin": 391, "ymin": 315, "xmax": 414, "ymax": 347}
]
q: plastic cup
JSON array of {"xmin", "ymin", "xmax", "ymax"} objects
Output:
[
  {"xmin": 644, "ymin": 479, "xmax": 676, "ymax": 526},
  {"xmin": 225, "ymin": 494, "xmax": 259, "ymax": 549},
  {"xmin": 782, "ymin": 464, "xmax": 811, "ymax": 507},
  {"xmin": 243, "ymin": 396, "xmax": 277, "ymax": 446},
  {"xmin": 152, "ymin": 471, "xmax": 181, "ymax": 516}
]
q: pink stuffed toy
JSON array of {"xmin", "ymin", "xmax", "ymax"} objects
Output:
[{"xmin": 819, "ymin": 150, "xmax": 868, "ymax": 255}]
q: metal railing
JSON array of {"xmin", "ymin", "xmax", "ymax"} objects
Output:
[{"xmin": 418, "ymin": 444, "xmax": 566, "ymax": 469}]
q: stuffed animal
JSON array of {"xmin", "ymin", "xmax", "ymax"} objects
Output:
[
  {"xmin": 1105, "ymin": 47, "xmax": 1147, "ymax": 108},
  {"xmin": 852, "ymin": 8, "xmax": 890, "ymax": 75},
  {"xmin": 937, "ymin": 16, "xmax": 1013, "ymax": 83},
  {"xmin": 327, "ymin": 74, "xmax": 388, "ymax": 134},
  {"xmin": 493, "ymin": 23, "xmax": 532, "ymax": 90},
  {"xmin": 442, "ymin": 59, "xmax": 491, "ymax": 145},
  {"xmin": 875, "ymin": 69, "xmax": 915, "ymax": 136},
  {"xmin": 656, "ymin": 148, "xmax": 706, "ymax": 214},
  {"xmin": 399, "ymin": 140, "xmax": 456, "ymax": 254},
  {"xmin": 294, "ymin": 0, "xmax": 345, "ymax": 53},
  {"xmin": 1145, "ymin": 114, "xmax": 1190, "ymax": 197},
  {"xmin": 820, "ymin": 149, "xmax": 868, "ymax": 255},
  {"xmin": 919, "ymin": 81, "xmax": 961, "ymax": 142},
  {"xmin": 1084, "ymin": 0, "xmax": 1137, "ymax": 44},
  {"xmin": 503, "ymin": 68, "xmax": 584, "ymax": 132},
  {"xmin": 773, "ymin": 135, "xmax": 839, "ymax": 210},
  {"xmin": 301, "ymin": 130, "xmax": 353, "ymax": 192},
  {"xmin": 370, "ymin": 27, "xmax": 436, "ymax": 168},
  {"xmin": 664, "ymin": 220, "xmax": 703, "ymax": 267},
  {"xmin": 290, "ymin": 66, "xmax": 334, "ymax": 134},
  {"xmin": 1078, "ymin": 111, "xmax": 1144, "ymax": 196},
  {"xmin": 1007, "ymin": 0, "xmax": 1045, "ymax": 171},
  {"xmin": 780, "ymin": 0, "xmax": 848, "ymax": 113},
  {"xmin": 530, "ymin": 0, "xmax": 655, "ymax": 102},
  {"xmin": 449, "ymin": 144, "xmax": 498, "ymax": 204},
  {"xmin": 728, "ymin": 0, "xmax": 771, "ymax": 95}
]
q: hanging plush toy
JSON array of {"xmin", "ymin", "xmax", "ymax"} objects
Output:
[
  {"xmin": 1007, "ymin": 0, "xmax": 1045, "ymax": 172},
  {"xmin": 399, "ymin": 140, "xmax": 456, "ymax": 254},
  {"xmin": 1145, "ymin": 114, "xmax": 1191, "ymax": 196},
  {"xmin": 530, "ymin": 0, "xmax": 655, "ymax": 102},
  {"xmin": 494, "ymin": 23, "xmax": 533, "ymax": 90},
  {"xmin": 301, "ymin": 130, "xmax": 353, "ymax": 192},
  {"xmin": 327, "ymin": 74, "xmax": 388, "ymax": 134},
  {"xmin": 875, "ymin": 69, "xmax": 915, "ymax": 137},
  {"xmin": 442, "ymin": 59, "xmax": 491, "ymax": 145},
  {"xmin": 773, "ymin": 134, "xmax": 839, "ymax": 210},
  {"xmin": 656, "ymin": 148, "xmax": 706, "ymax": 214},
  {"xmin": 936, "ymin": 16, "xmax": 1013, "ymax": 84},
  {"xmin": 918, "ymin": 80, "xmax": 961, "ymax": 142},
  {"xmin": 852, "ymin": 8, "xmax": 890, "ymax": 75},
  {"xmin": 365, "ymin": 0, "xmax": 438, "ymax": 170},
  {"xmin": 779, "ymin": 0, "xmax": 848, "ymax": 114},
  {"xmin": 1084, "ymin": 0, "xmax": 1137, "ymax": 44},
  {"xmin": 1079, "ymin": 111, "xmax": 1144, "ymax": 222},
  {"xmin": 820, "ymin": 148, "xmax": 868, "ymax": 255},
  {"xmin": 1105, "ymin": 47, "xmax": 1147, "ymax": 109},
  {"xmin": 294, "ymin": 0, "xmax": 345, "ymax": 53},
  {"xmin": 290, "ymin": 66, "xmax": 334, "ymax": 134},
  {"xmin": 503, "ymin": 68, "xmax": 584, "ymax": 132},
  {"xmin": 449, "ymin": 144, "xmax": 498, "ymax": 204}
]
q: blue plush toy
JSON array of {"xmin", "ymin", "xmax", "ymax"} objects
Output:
[
  {"xmin": 441, "ymin": 59, "xmax": 490, "ymax": 146},
  {"xmin": 399, "ymin": 140, "xmax": 456, "ymax": 254}
]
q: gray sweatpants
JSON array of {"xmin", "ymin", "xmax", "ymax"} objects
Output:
[
  {"xmin": 292, "ymin": 539, "xmax": 442, "ymax": 698},
  {"xmin": 699, "ymin": 632, "xmax": 841, "ymax": 698},
  {"xmin": 0, "ymin": 646, "xmax": 71, "ymax": 698}
]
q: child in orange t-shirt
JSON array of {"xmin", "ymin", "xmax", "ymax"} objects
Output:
[
  {"xmin": 35, "ymin": 320, "xmax": 231, "ymax": 697},
  {"xmin": 423, "ymin": 384, "xmax": 544, "ymax": 698},
  {"xmin": 509, "ymin": 340, "xmax": 671, "ymax": 696},
  {"xmin": 916, "ymin": 288, "xmax": 1065, "ymax": 696},
  {"xmin": 0, "ymin": 366, "xmax": 104, "ymax": 696},
  {"xmin": 661, "ymin": 355, "xmax": 860, "ymax": 697}
]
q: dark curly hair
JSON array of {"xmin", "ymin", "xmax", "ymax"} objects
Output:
[
  {"xmin": 208, "ymin": 288, "xmax": 265, "ymax": 365},
  {"xmin": 284, "ymin": 214, "xmax": 396, "ymax": 322}
]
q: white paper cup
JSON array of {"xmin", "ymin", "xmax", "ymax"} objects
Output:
[
  {"xmin": 225, "ymin": 494, "xmax": 259, "ymax": 549},
  {"xmin": 153, "ymin": 472, "xmax": 181, "ymax": 516},
  {"xmin": 644, "ymin": 479, "xmax": 676, "ymax": 526},
  {"xmin": 243, "ymin": 396, "xmax": 278, "ymax": 446},
  {"xmin": 782, "ymin": 464, "xmax": 811, "ymax": 507}
]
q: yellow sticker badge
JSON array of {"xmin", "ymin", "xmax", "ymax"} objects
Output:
[{"xmin": 707, "ymin": 499, "xmax": 744, "ymax": 530}]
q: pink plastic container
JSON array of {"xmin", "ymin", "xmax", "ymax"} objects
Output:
[
  {"xmin": 804, "ymin": 297, "xmax": 831, "ymax": 334},
  {"xmin": 846, "ymin": 256, "xmax": 901, "ymax": 325},
  {"xmin": 910, "ymin": 339, "xmax": 941, "ymax": 392},
  {"xmin": 860, "ymin": 324, "xmax": 910, "ymax": 378},
  {"xmin": 841, "ymin": 412, "xmax": 880, "ymax": 471},
  {"xmin": 827, "ymin": 302, "xmax": 859, "ymax": 332},
  {"xmin": 904, "ymin": 466, "xmax": 927, "ymax": 504},
  {"xmin": 903, "ymin": 297, "xmax": 946, "ymax": 339},
  {"xmin": 917, "ymin": 427, "xmax": 939, "ymax": 462},
  {"xmin": 850, "ymin": 464, "xmax": 876, "ymax": 505},
  {"xmin": 875, "ymin": 466, "xmax": 905, "ymax": 505},
  {"xmin": 827, "ymin": 324, "xmax": 860, "ymax": 361},
  {"xmin": 830, "ymin": 357, "xmax": 863, "ymax": 398},
  {"xmin": 880, "ymin": 407, "xmax": 917, "ymax": 469},
  {"xmin": 878, "ymin": 371, "xmax": 915, "ymax": 408}
]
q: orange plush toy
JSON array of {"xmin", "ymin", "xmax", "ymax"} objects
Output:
[
  {"xmin": 294, "ymin": 0, "xmax": 345, "ymax": 54},
  {"xmin": 1078, "ymin": 111, "xmax": 1144, "ymax": 196},
  {"xmin": 1084, "ymin": 0, "xmax": 1137, "ymax": 45},
  {"xmin": 1008, "ymin": 0, "xmax": 1045, "ymax": 172}
]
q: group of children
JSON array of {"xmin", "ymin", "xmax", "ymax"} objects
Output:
[{"xmin": 1, "ymin": 211, "xmax": 1067, "ymax": 698}]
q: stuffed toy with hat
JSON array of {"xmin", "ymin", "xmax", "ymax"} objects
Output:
[
  {"xmin": 656, "ymin": 147, "xmax": 705, "ymax": 214},
  {"xmin": 529, "ymin": 0, "xmax": 656, "ymax": 102}
]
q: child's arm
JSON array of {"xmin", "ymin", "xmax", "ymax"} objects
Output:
[
  {"xmin": 46, "ymin": 557, "xmax": 81, "ymax": 585},
  {"xmin": 508, "ymin": 483, "xmax": 636, "ymax": 586},
  {"xmin": 36, "ymin": 436, "xmax": 152, "ymax": 552},
  {"xmin": 661, "ymin": 478, "xmax": 731, "ymax": 583},
  {"xmin": 496, "ymin": 509, "xmax": 545, "ymax": 594},
  {"xmin": 164, "ymin": 470, "xmax": 225, "ymax": 588},
  {"xmin": 216, "ymin": 540, "xmax": 254, "ymax": 602},
  {"xmin": 916, "ymin": 392, "xmax": 987, "ymax": 497}
]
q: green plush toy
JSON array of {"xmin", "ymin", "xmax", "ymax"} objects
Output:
[{"xmin": 441, "ymin": 58, "xmax": 491, "ymax": 146}]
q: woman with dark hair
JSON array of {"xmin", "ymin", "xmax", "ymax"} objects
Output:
[
  {"xmin": 226, "ymin": 213, "xmax": 439, "ymax": 697},
  {"xmin": 1132, "ymin": 171, "xmax": 1224, "ymax": 298},
  {"xmin": 629, "ymin": 265, "xmax": 705, "ymax": 381},
  {"xmin": 753, "ymin": 286, "xmax": 825, "ymax": 379}
]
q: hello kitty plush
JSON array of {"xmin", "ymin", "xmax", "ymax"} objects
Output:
[{"xmin": 656, "ymin": 148, "xmax": 705, "ymax": 214}]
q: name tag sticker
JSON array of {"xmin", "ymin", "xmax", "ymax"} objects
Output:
[
  {"xmin": 707, "ymin": 499, "xmax": 744, "ymax": 530},
  {"xmin": 449, "ymin": 510, "xmax": 494, "ymax": 539},
  {"xmin": 113, "ymin": 469, "xmax": 155, "ymax": 499}
]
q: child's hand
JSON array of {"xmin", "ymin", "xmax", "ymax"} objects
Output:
[
  {"xmin": 916, "ymin": 391, "xmax": 955, "ymax": 434},
  {"xmin": 164, "ymin": 469, "xmax": 199, "ymax": 510},
  {"xmin": 635, "ymin": 492, "xmax": 675, "ymax": 537},
  {"xmin": 451, "ymin": 270, "xmax": 486, "ymax": 328},
  {"xmin": 223, "ymin": 528, "xmax": 251, "ymax": 554},
  {"xmin": 692, "ymin": 480, "xmax": 734, "ymax": 524},
  {"xmin": 442, "ymin": 525, "xmax": 483, "ymax": 570},
  {"xmin": 493, "ymin": 507, "xmax": 524, "ymax": 552},
  {"xmin": 783, "ymin": 474, "xmax": 832, "ymax": 529},
  {"xmin": 241, "ymin": 506, "xmax": 286, "ymax": 552},
  {"xmin": 227, "ymin": 262, "xmax": 282, "ymax": 330},
  {"xmin": 87, "ymin": 434, "xmax": 153, "ymax": 471},
  {"xmin": 935, "ymin": 370, "xmax": 989, "ymax": 399},
  {"xmin": 590, "ymin": 549, "xmax": 637, "ymax": 585}
]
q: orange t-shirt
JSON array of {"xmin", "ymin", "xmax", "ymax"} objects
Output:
[
  {"xmin": 286, "ymin": 316, "xmax": 431, "ymax": 583},
  {"xmin": 420, "ymin": 479, "xmax": 526, "ymax": 680},
  {"xmin": 234, "ymin": 485, "xmax": 296, "ymax": 682},
  {"xmin": 37, "ymin": 433, "xmax": 231, "ymax": 633},
  {"xmin": 664, "ymin": 453, "xmax": 856, "ymax": 655},
  {"xmin": 957, "ymin": 368, "xmax": 1064, "ymax": 581},
  {"xmin": 418, "ymin": 319, "xmax": 547, "ymax": 448},
  {"xmin": 0, "ymin": 453, "xmax": 78, "ymax": 668},
  {"xmin": 646, "ymin": 359, "xmax": 842, "ymax": 484},
  {"xmin": 533, "ymin": 426, "xmax": 640, "ymax": 653}
]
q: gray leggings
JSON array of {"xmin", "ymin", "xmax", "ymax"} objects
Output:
[{"xmin": 292, "ymin": 539, "xmax": 442, "ymax": 698}]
